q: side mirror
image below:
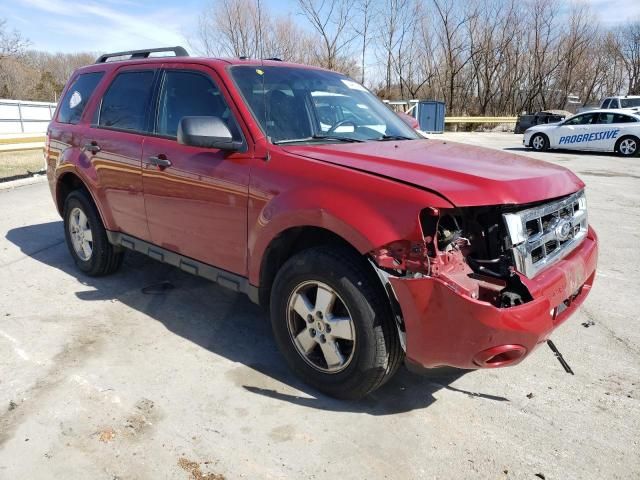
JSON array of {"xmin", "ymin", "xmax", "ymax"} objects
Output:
[{"xmin": 177, "ymin": 116, "xmax": 241, "ymax": 151}]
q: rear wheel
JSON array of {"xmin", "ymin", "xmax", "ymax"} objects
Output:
[
  {"xmin": 270, "ymin": 247, "xmax": 403, "ymax": 399},
  {"xmin": 530, "ymin": 133, "xmax": 549, "ymax": 151},
  {"xmin": 616, "ymin": 135, "xmax": 639, "ymax": 157},
  {"xmin": 63, "ymin": 190, "xmax": 124, "ymax": 276}
]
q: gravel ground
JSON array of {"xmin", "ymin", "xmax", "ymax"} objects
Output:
[{"xmin": 0, "ymin": 132, "xmax": 638, "ymax": 479}]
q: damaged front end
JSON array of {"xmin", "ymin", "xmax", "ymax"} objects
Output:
[
  {"xmin": 371, "ymin": 204, "xmax": 533, "ymax": 309},
  {"xmin": 369, "ymin": 192, "xmax": 598, "ymax": 370}
]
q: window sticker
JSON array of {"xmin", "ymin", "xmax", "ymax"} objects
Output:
[
  {"xmin": 69, "ymin": 91, "xmax": 82, "ymax": 109},
  {"xmin": 341, "ymin": 79, "xmax": 367, "ymax": 91}
]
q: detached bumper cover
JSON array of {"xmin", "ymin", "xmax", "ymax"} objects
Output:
[{"xmin": 390, "ymin": 227, "xmax": 598, "ymax": 369}]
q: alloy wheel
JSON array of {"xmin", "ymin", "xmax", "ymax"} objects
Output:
[
  {"xmin": 68, "ymin": 207, "xmax": 93, "ymax": 261},
  {"xmin": 620, "ymin": 138, "xmax": 637, "ymax": 156},
  {"xmin": 532, "ymin": 135, "xmax": 545, "ymax": 150},
  {"xmin": 286, "ymin": 280, "xmax": 356, "ymax": 373}
]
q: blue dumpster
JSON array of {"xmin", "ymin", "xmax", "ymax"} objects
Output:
[{"xmin": 416, "ymin": 101, "xmax": 446, "ymax": 133}]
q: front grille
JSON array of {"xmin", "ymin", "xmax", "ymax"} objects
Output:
[{"xmin": 503, "ymin": 190, "xmax": 588, "ymax": 278}]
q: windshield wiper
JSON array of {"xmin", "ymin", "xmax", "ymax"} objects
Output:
[
  {"xmin": 274, "ymin": 134, "xmax": 364, "ymax": 145},
  {"xmin": 376, "ymin": 134, "xmax": 414, "ymax": 141}
]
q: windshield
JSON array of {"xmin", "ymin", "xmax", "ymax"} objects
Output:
[
  {"xmin": 620, "ymin": 98, "xmax": 640, "ymax": 108},
  {"xmin": 230, "ymin": 66, "xmax": 418, "ymax": 144}
]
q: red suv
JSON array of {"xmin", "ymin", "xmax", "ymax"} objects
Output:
[{"xmin": 46, "ymin": 47, "xmax": 598, "ymax": 399}]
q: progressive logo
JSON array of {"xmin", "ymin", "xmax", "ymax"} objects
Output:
[{"xmin": 559, "ymin": 129, "xmax": 620, "ymax": 145}]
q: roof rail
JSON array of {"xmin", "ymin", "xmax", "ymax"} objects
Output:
[
  {"xmin": 95, "ymin": 46, "xmax": 189, "ymax": 64},
  {"xmin": 236, "ymin": 56, "xmax": 283, "ymax": 62}
]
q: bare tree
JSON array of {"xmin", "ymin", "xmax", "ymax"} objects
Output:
[
  {"xmin": 0, "ymin": 18, "xmax": 30, "ymax": 61},
  {"xmin": 296, "ymin": 0, "xmax": 357, "ymax": 70},
  {"xmin": 432, "ymin": 0, "xmax": 477, "ymax": 113},
  {"xmin": 198, "ymin": 0, "xmax": 264, "ymax": 57},
  {"xmin": 352, "ymin": 0, "xmax": 374, "ymax": 84},
  {"xmin": 616, "ymin": 21, "xmax": 640, "ymax": 94}
]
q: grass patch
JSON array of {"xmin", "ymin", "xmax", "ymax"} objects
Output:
[
  {"xmin": 0, "ymin": 136, "xmax": 45, "ymax": 145},
  {"xmin": 0, "ymin": 149, "xmax": 45, "ymax": 181}
]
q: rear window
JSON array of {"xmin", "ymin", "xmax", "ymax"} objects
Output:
[
  {"xmin": 98, "ymin": 70, "xmax": 155, "ymax": 132},
  {"xmin": 57, "ymin": 72, "xmax": 104, "ymax": 124},
  {"xmin": 620, "ymin": 98, "xmax": 640, "ymax": 108},
  {"xmin": 598, "ymin": 113, "xmax": 638, "ymax": 124},
  {"xmin": 613, "ymin": 114, "xmax": 637, "ymax": 123}
]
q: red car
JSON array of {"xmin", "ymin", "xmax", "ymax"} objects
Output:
[{"xmin": 46, "ymin": 47, "xmax": 598, "ymax": 399}]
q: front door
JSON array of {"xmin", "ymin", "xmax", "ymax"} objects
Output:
[
  {"xmin": 554, "ymin": 112, "xmax": 597, "ymax": 150},
  {"xmin": 142, "ymin": 65, "xmax": 250, "ymax": 275}
]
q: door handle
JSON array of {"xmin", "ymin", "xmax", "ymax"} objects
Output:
[
  {"xmin": 84, "ymin": 141, "xmax": 101, "ymax": 154},
  {"xmin": 146, "ymin": 155, "xmax": 172, "ymax": 169}
]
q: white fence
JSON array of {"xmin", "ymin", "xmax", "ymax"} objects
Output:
[{"xmin": 0, "ymin": 99, "xmax": 57, "ymax": 135}]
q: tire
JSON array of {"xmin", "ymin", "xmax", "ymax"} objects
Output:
[
  {"xmin": 615, "ymin": 135, "xmax": 639, "ymax": 157},
  {"xmin": 530, "ymin": 133, "xmax": 549, "ymax": 151},
  {"xmin": 63, "ymin": 190, "xmax": 124, "ymax": 276},
  {"xmin": 270, "ymin": 246, "xmax": 403, "ymax": 400}
]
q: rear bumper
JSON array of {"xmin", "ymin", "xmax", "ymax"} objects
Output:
[{"xmin": 389, "ymin": 226, "xmax": 598, "ymax": 369}]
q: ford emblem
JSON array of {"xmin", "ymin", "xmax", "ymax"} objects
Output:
[{"xmin": 555, "ymin": 218, "xmax": 573, "ymax": 241}]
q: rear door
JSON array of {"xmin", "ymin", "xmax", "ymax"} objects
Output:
[
  {"xmin": 593, "ymin": 112, "xmax": 635, "ymax": 151},
  {"xmin": 47, "ymin": 70, "xmax": 105, "ymax": 193},
  {"xmin": 85, "ymin": 66, "xmax": 159, "ymax": 240},
  {"xmin": 141, "ymin": 64, "xmax": 250, "ymax": 275}
]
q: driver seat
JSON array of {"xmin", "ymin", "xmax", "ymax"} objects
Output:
[{"xmin": 266, "ymin": 90, "xmax": 311, "ymax": 142}]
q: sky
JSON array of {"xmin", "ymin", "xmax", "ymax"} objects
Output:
[{"xmin": 2, "ymin": 0, "xmax": 640, "ymax": 55}]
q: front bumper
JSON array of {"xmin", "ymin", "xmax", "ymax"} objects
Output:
[{"xmin": 389, "ymin": 226, "xmax": 598, "ymax": 370}]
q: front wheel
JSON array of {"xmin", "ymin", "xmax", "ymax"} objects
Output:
[
  {"xmin": 616, "ymin": 135, "xmax": 639, "ymax": 157},
  {"xmin": 530, "ymin": 133, "xmax": 549, "ymax": 151},
  {"xmin": 270, "ymin": 247, "xmax": 403, "ymax": 400}
]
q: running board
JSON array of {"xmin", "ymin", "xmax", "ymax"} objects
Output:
[{"xmin": 106, "ymin": 231, "xmax": 259, "ymax": 304}]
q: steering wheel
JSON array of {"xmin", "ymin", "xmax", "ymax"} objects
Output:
[{"xmin": 327, "ymin": 119, "xmax": 357, "ymax": 135}]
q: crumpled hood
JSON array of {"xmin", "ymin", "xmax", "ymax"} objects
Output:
[{"xmin": 283, "ymin": 139, "xmax": 584, "ymax": 207}]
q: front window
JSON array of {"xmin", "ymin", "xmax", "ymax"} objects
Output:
[
  {"xmin": 563, "ymin": 113, "xmax": 596, "ymax": 125},
  {"xmin": 230, "ymin": 66, "xmax": 418, "ymax": 144},
  {"xmin": 620, "ymin": 97, "xmax": 640, "ymax": 108},
  {"xmin": 156, "ymin": 70, "xmax": 242, "ymax": 140}
]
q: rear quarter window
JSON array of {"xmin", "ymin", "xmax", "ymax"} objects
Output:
[
  {"xmin": 57, "ymin": 72, "xmax": 105, "ymax": 124},
  {"xmin": 613, "ymin": 114, "xmax": 637, "ymax": 123}
]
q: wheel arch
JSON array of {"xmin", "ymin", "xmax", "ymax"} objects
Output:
[
  {"xmin": 256, "ymin": 226, "xmax": 366, "ymax": 307},
  {"xmin": 530, "ymin": 131, "xmax": 550, "ymax": 148},
  {"xmin": 55, "ymin": 171, "xmax": 107, "ymax": 226},
  {"xmin": 615, "ymin": 134, "xmax": 639, "ymax": 155}
]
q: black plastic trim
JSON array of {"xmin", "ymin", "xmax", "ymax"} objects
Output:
[{"xmin": 106, "ymin": 230, "xmax": 260, "ymax": 304}]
